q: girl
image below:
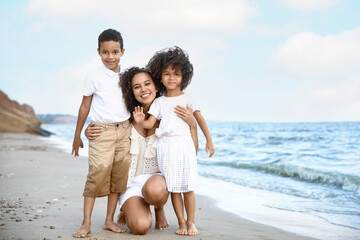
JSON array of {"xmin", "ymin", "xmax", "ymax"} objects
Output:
[{"xmin": 133, "ymin": 46, "xmax": 215, "ymax": 236}]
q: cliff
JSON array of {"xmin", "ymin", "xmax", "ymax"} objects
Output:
[
  {"xmin": 37, "ymin": 114, "xmax": 77, "ymax": 124},
  {"xmin": 0, "ymin": 90, "xmax": 51, "ymax": 136}
]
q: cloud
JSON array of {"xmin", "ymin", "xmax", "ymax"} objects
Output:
[
  {"xmin": 269, "ymin": 28, "xmax": 360, "ymax": 77},
  {"xmin": 296, "ymin": 75, "xmax": 360, "ymax": 121},
  {"xmin": 27, "ymin": 0, "xmax": 257, "ymax": 35},
  {"xmin": 26, "ymin": 57, "xmax": 101, "ymax": 114},
  {"xmin": 248, "ymin": 22, "xmax": 303, "ymax": 36},
  {"xmin": 280, "ymin": 0, "xmax": 340, "ymax": 12}
]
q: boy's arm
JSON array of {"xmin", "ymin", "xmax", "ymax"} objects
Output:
[
  {"xmin": 194, "ymin": 111, "xmax": 215, "ymax": 157},
  {"xmin": 72, "ymin": 95, "xmax": 92, "ymax": 157},
  {"xmin": 133, "ymin": 106, "xmax": 157, "ymax": 129}
]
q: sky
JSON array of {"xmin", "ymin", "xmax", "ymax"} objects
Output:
[{"xmin": 1, "ymin": 0, "xmax": 359, "ymax": 122}]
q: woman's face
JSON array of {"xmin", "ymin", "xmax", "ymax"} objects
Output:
[{"xmin": 131, "ymin": 72, "xmax": 157, "ymax": 108}]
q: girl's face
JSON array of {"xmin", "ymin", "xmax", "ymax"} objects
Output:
[
  {"xmin": 131, "ymin": 72, "xmax": 157, "ymax": 108},
  {"xmin": 161, "ymin": 65, "xmax": 182, "ymax": 92}
]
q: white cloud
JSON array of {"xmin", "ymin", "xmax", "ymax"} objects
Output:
[
  {"xmin": 280, "ymin": 0, "xmax": 340, "ymax": 12},
  {"xmin": 269, "ymin": 28, "xmax": 360, "ymax": 77},
  {"xmin": 296, "ymin": 75, "xmax": 360, "ymax": 121},
  {"xmin": 28, "ymin": 57, "xmax": 101, "ymax": 115},
  {"xmin": 248, "ymin": 22, "xmax": 303, "ymax": 36},
  {"xmin": 27, "ymin": 0, "xmax": 257, "ymax": 35}
]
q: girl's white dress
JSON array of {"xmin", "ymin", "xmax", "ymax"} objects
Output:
[{"xmin": 148, "ymin": 94, "xmax": 197, "ymax": 193}]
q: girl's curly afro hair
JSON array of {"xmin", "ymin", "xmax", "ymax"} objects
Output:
[
  {"xmin": 119, "ymin": 66, "xmax": 159, "ymax": 114},
  {"xmin": 146, "ymin": 46, "xmax": 193, "ymax": 95}
]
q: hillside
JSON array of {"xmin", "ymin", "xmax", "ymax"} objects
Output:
[
  {"xmin": 0, "ymin": 90, "xmax": 51, "ymax": 136},
  {"xmin": 37, "ymin": 114, "xmax": 77, "ymax": 124}
]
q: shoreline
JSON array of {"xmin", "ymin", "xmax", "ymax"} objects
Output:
[{"xmin": 0, "ymin": 133, "xmax": 351, "ymax": 239}]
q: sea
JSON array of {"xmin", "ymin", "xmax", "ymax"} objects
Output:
[{"xmin": 42, "ymin": 121, "xmax": 360, "ymax": 240}]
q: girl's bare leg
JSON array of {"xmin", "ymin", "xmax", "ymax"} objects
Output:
[
  {"xmin": 142, "ymin": 175, "xmax": 170, "ymax": 230},
  {"xmin": 122, "ymin": 196, "xmax": 152, "ymax": 235},
  {"xmin": 171, "ymin": 193, "xmax": 187, "ymax": 235},
  {"xmin": 184, "ymin": 191, "xmax": 199, "ymax": 236}
]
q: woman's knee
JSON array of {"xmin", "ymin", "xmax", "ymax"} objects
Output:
[
  {"xmin": 143, "ymin": 176, "xmax": 168, "ymax": 203},
  {"xmin": 128, "ymin": 216, "xmax": 152, "ymax": 235}
]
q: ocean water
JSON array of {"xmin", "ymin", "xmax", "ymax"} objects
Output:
[{"xmin": 42, "ymin": 121, "xmax": 360, "ymax": 238}]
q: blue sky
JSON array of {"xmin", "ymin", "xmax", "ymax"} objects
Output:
[{"xmin": 1, "ymin": 0, "xmax": 359, "ymax": 122}]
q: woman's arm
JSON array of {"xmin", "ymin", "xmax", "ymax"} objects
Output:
[
  {"xmin": 133, "ymin": 106, "xmax": 157, "ymax": 129},
  {"xmin": 84, "ymin": 122, "xmax": 104, "ymax": 140},
  {"xmin": 174, "ymin": 105, "xmax": 199, "ymax": 153},
  {"xmin": 194, "ymin": 111, "xmax": 215, "ymax": 157}
]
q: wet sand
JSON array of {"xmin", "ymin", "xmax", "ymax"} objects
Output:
[{"xmin": 0, "ymin": 133, "xmax": 317, "ymax": 240}]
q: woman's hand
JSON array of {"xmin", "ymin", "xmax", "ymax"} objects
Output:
[
  {"xmin": 174, "ymin": 105, "xmax": 197, "ymax": 128},
  {"xmin": 133, "ymin": 106, "xmax": 145, "ymax": 124},
  {"xmin": 85, "ymin": 122, "xmax": 104, "ymax": 140}
]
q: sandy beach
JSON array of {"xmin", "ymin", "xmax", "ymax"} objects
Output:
[{"xmin": 0, "ymin": 133, "xmax": 318, "ymax": 240}]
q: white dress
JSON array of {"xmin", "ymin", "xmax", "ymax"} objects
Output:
[{"xmin": 148, "ymin": 94, "xmax": 197, "ymax": 193}]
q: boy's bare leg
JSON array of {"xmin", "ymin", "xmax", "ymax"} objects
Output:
[
  {"xmin": 171, "ymin": 193, "xmax": 187, "ymax": 235},
  {"xmin": 73, "ymin": 196, "xmax": 95, "ymax": 238},
  {"xmin": 103, "ymin": 192, "xmax": 125, "ymax": 233},
  {"xmin": 184, "ymin": 191, "xmax": 199, "ymax": 236}
]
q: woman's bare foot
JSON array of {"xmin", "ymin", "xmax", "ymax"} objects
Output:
[
  {"xmin": 176, "ymin": 222, "xmax": 187, "ymax": 235},
  {"xmin": 155, "ymin": 207, "xmax": 170, "ymax": 230},
  {"xmin": 117, "ymin": 211, "xmax": 126, "ymax": 225},
  {"xmin": 187, "ymin": 223, "xmax": 199, "ymax": 236},
  {"xmin": 103, "ymin": 220, "xmax": 125, "ymax": 233},
  {"xmin": 73, "ymin": 224, "xmax": 90, "ymax": 238}
]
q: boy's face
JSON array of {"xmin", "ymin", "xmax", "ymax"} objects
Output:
[{"xmin": 97, "ymin": 40, "xmax": 124, "ymax": 72}]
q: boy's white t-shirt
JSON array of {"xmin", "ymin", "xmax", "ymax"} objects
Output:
[
  {"xmin": 148, "ymin": 93, "xmax": 198, "ymax": 137},
  {"xmin": 82, "ymin": 64, "xmax": 130, "ymax": 123}
]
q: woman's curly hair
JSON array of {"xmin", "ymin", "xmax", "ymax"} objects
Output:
[
  {"xmin": 119, "ymin": 67, "xmax": 159, "ymax": 115},
  {"xmin": 146, "ymin": 46, "xmax": 193, "ymax": 95}
]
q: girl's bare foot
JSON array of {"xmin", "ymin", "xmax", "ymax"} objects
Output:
[
  {"xmin": 73, "ymin": 225, "xmax": 90, "ymax": 238},
  {"xmin": 103, "ymin": 220, "xmax": 125, "ymax": 233},
  {"xmin": 155, "ymin": 207, "xmax": 170, "ymax": 230},
  {"xmin": 187, "ymin": 223, "xmax": 199, "ymax": 236},
  {"xmin": 117, "ymin": 211, "xmax": 126, "ymax": 225},
  {"xmin": 176, "ymin": 222, "xmax": 187, "ymax": 235}
]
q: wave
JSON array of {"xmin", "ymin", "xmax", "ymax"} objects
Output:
[{"xmin": 199, "ymin": 160, "xmax": 360, "ymax": 193}]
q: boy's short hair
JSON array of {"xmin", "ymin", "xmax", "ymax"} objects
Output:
[
  {"xmin": 98, "ymin": 29, "xmax": 124, "ymax": 50},
  {"xmin": 146, "ymin": 46, "xmax": 193, "ymax": 95}
]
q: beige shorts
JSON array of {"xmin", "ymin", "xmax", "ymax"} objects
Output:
[{"xmin": 83, "ymin": 120, "xmax": 131, "ymax": 197}]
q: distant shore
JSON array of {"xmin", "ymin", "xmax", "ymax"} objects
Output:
[{"xmin": 0, "ymin": 133, "xmax": 318, "ymax": 240}]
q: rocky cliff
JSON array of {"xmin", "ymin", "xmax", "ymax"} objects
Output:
[{"xmin": 0, "ymin": 90, "xmax": 51, "ymax": 136}]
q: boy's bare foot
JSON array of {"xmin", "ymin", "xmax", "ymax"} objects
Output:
[
  {"xmin": 155, "ymin": 207, "xmax": 170, "ymax": 230},
  {"xmin": 176, "ymin": 222, "xmax": 187, "ymax": 235},
  {"xmin": 103, "ymin": 221, "xmax": 125, "ymax": 233},
  {"xmin": 73, "ymin": 225, "xmax": 90, "ymax": 238},
  {"xmin": 117, "ymin": 211, "xmax": 126, "ymax": 225},
  {"xmin": 187, "ymin": 223, "xmax": 199, "ymax": 236}
]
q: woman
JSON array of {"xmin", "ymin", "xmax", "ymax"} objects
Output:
[{"xmin": 85, "ymin": 67, "xmax": 197, "ymax": 235}]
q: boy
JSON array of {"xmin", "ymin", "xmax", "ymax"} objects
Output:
[{"xmin": 72, "ymin": 29, "xmax": 131, "ymax": 238}]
